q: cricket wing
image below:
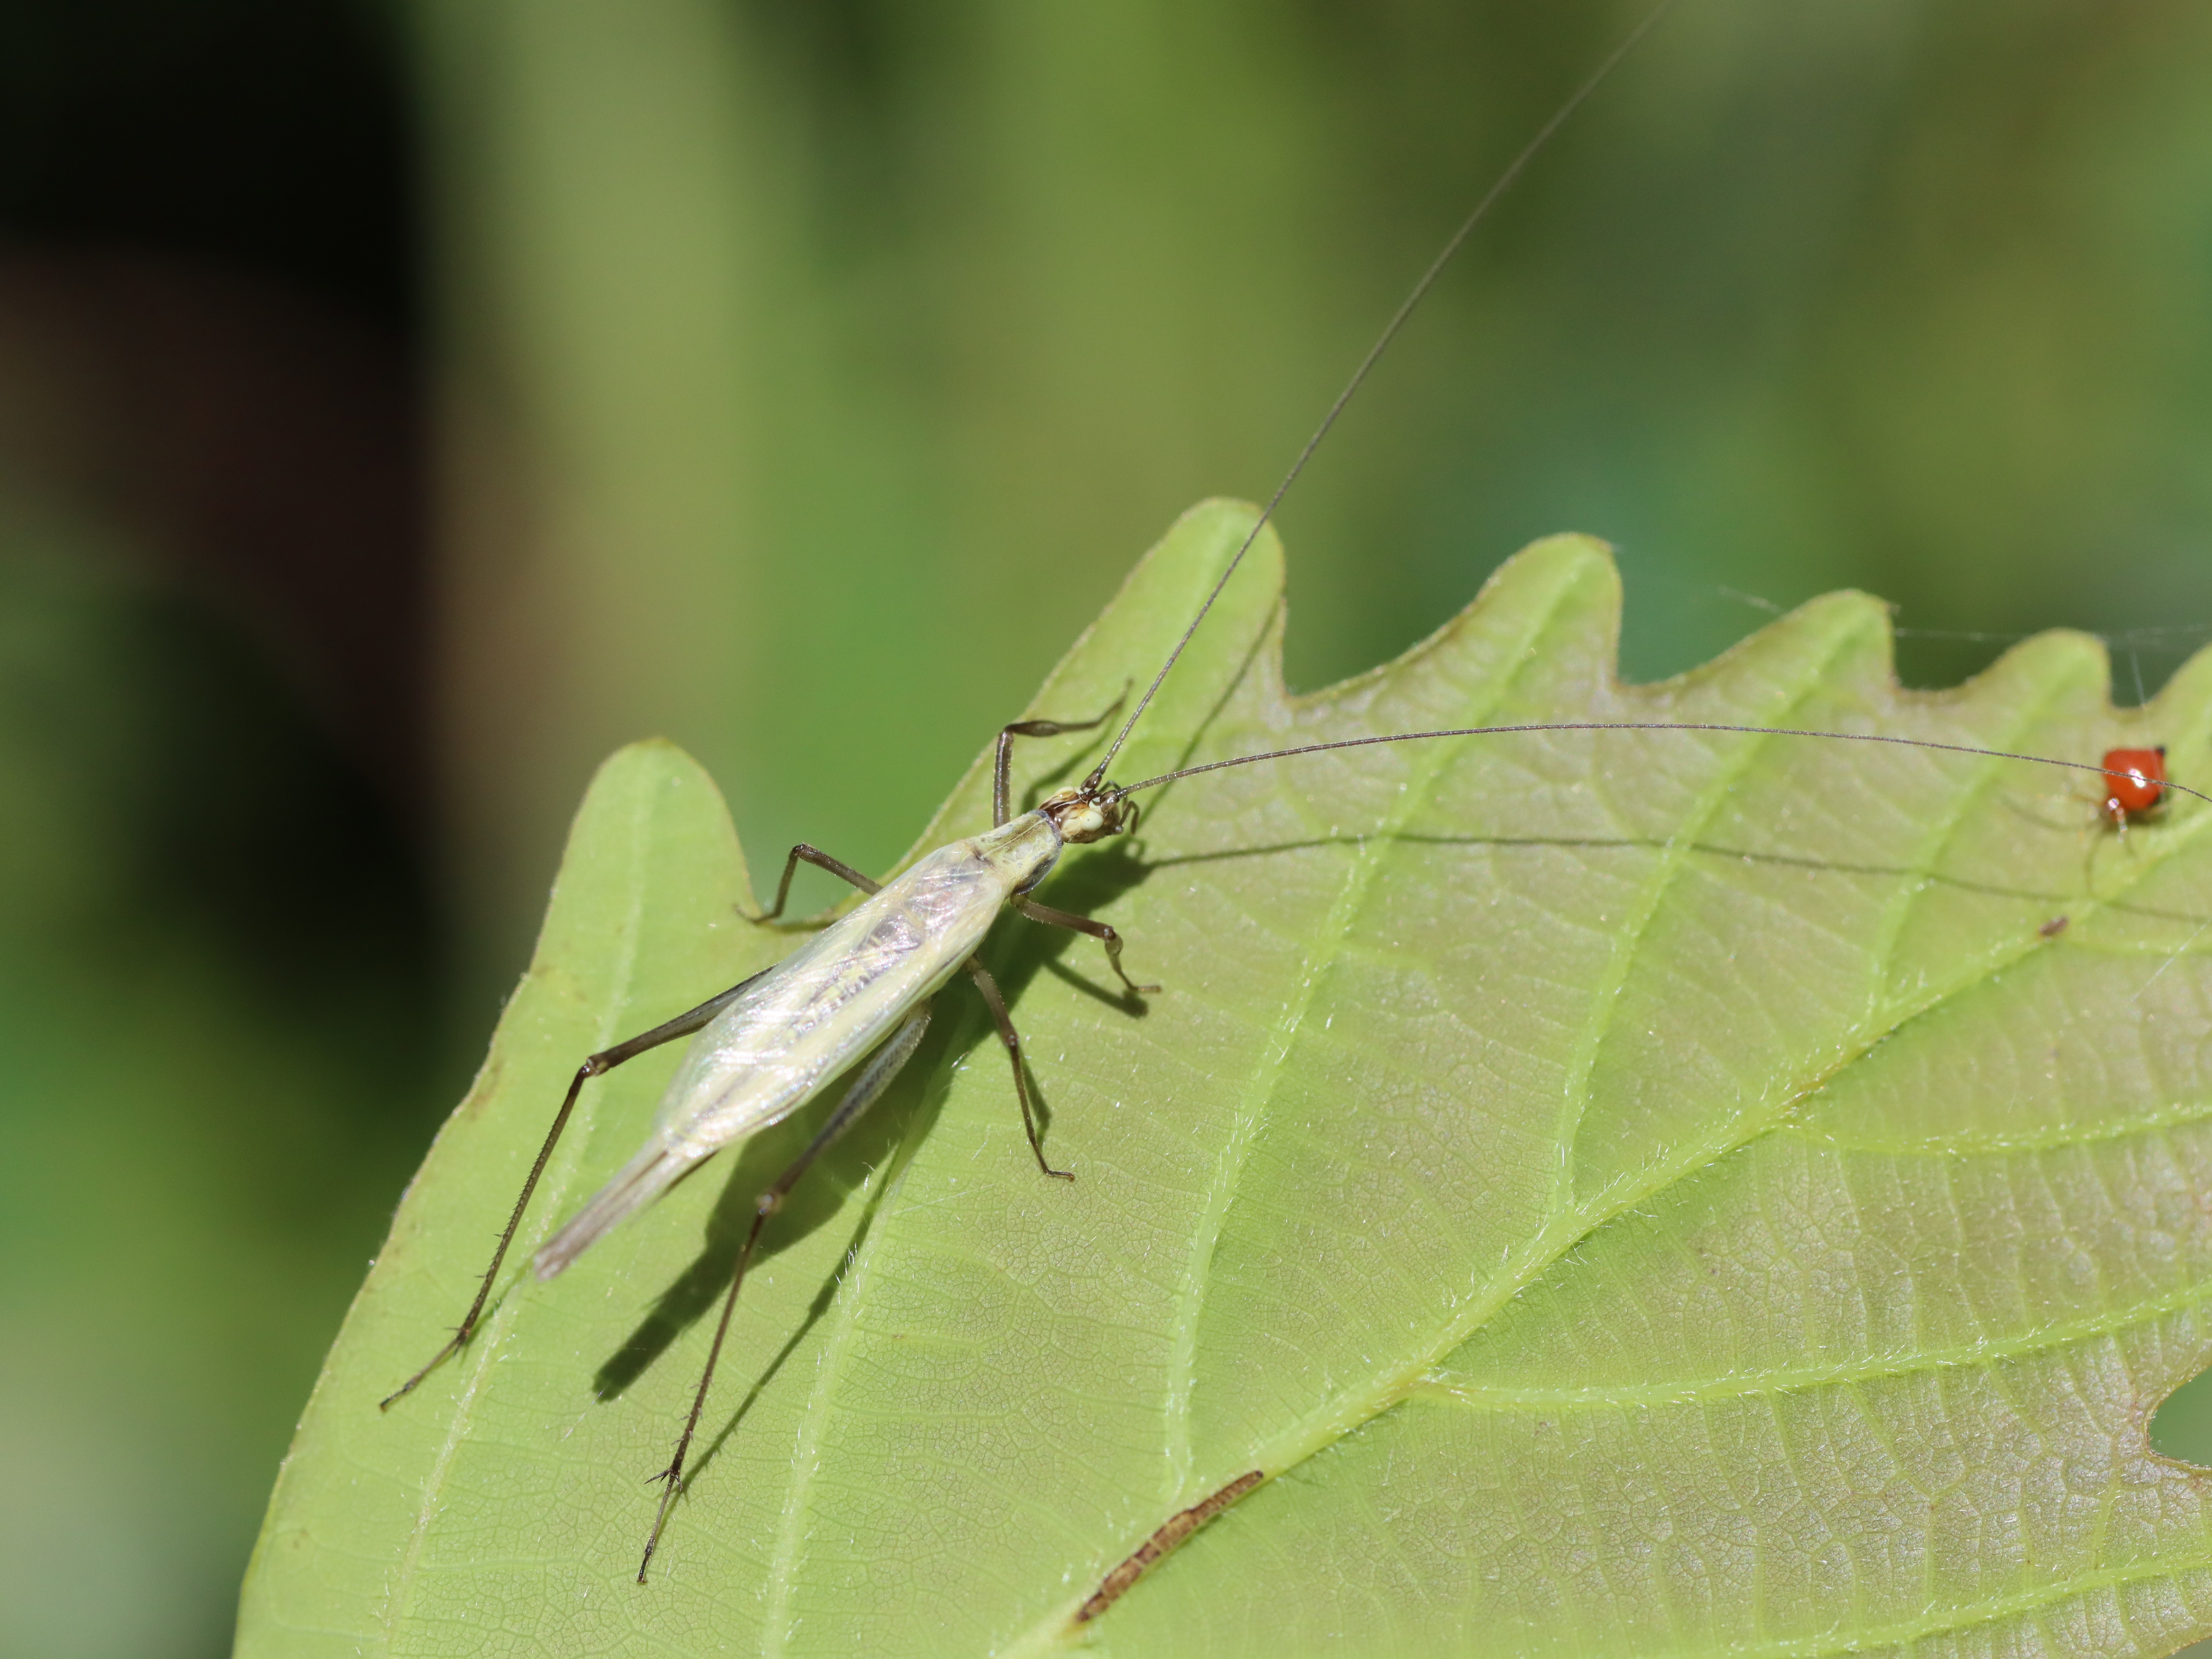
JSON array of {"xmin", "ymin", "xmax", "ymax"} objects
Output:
[
  {"xmin": 531, "ymin": 1140, "xmax": 696, "ymax": 1280},
  {"xmin": 530, "ymin": 839, "xmax": 1017, "ymax": 1279}
]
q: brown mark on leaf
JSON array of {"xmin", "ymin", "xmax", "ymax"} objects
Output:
[
  {"xmin": 452, "ymin": 1052, "xmax": 509, "ymax": 1123},
  {"xmin": 2040, "ymin": 915, "xmax": 2070, "ymax": 938},
  {"xmin": 1072, "ymin": 1471, "xmax": 1266, "ymax": 1626}
]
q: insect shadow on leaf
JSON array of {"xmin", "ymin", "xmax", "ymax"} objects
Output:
[{"xmin": 590, "ymin": 1022, "xmax": 953, "ymax": 1404}]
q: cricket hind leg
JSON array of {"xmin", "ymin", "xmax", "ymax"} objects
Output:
[
  {"xmin": 745, "ymin": 843, "xmax": 882, "ymax": 924},
  {"xmin": 379, "ymin": 968, "xmax": 769, "ymax": 1410},
  {"xmin": 636, "ymin": 1001, "xmax": 934, "ymax": 1583},
  {"xmin": 965, "ymin": 959, "xmax": 1074, "ymax": 1181},
  {"xmin": 1014, "ymin": 896, "xmax": 1159, "ymax": 997},
  {"xmin": 992, "ymin": 685, "xmax": 1128, "ymax": 826}
]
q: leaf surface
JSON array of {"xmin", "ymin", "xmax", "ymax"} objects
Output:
[{"xmin": 240, "ymin": 502, "xmax": 2212, "ymax": 1657}]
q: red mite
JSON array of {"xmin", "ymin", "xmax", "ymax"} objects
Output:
[{"xmin": 2098, "ymin": 745, "xmax": 2167, "ymax": 826}]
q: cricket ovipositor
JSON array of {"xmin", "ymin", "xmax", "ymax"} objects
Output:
[{"xmin": 357, "ymin": 0, "xmax": 2212, "ymax": 1624}]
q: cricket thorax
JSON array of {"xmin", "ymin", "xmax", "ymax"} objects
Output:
[{"xmin": 968, "ymin": 809, "xmax": 1067, "ymax": 894}]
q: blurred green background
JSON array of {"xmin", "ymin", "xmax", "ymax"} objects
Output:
[{"xmin": 3, "ymin": 0, "xmax": 2212, "ymax": 1654}]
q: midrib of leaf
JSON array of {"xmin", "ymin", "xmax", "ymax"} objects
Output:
[
  {"xmin": 1159, "ymin": 573, "xmax": 1574, "ymax": 1487},
  {"xmin": 380, "ymin": 776, "xmax": 658, "ymax": 1650}
]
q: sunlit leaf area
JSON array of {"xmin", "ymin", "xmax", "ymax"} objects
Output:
[
  {"xmin": 5, "ymin": 1, "xmax": 2212, "ymax": 1655},
  {"xmin": 248, "ymin": 514, "xmax": 2212, "ymax": 1655}
]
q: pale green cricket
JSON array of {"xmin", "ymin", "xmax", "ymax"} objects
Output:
[{"xmin": 377, "ymin": 1, "xmax": 2204, "ymax": 1591}]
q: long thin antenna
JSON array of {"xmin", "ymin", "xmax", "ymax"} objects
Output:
[
  {"xmin": 1086, "ymin": 0, "xmax": 1677, "ymax": 788},
  {"xmin": 1109, "ymin": 722, "xmax": 2211, "ymax": 810}
]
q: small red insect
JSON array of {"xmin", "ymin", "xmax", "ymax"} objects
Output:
[{"xmin": 2098, "ymin": 745, "xmax": 2168, "ymax": 828}]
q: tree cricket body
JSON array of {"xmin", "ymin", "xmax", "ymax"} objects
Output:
[{"xmin": 533, "ymin": 794, "xmax": 1122, "ymax": 1281}]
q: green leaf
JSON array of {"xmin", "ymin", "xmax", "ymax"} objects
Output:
[{"xmin": 239, "ymin": 500, "xmax": 2212, "ymax": 1657}]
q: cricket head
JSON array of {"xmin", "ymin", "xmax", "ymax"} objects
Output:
[{"xmin": 1041, "ymin": 782, "xmax": 1137, "ymax": 844}]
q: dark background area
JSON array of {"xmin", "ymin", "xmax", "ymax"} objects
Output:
[
  {"xmin": 2, "ymin": 1, "xmax": 2211, "ymax": 1654},
  {"xmin": 0, "ymin": 2, "xmax": 443, "ymax": 1654}
]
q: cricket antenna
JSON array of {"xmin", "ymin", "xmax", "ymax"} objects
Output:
[
  {"xmin": 1107, "ymin": 722, "xmax": 2212, "ymax": 812},
  {"xmin": 1084, "ymin": 0, "xmax": 1678, "ymax": 790}
]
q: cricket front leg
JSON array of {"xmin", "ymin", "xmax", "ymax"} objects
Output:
[
  {"xmin": 1013, "ymin": 897, "xmax": 1159, "ymax": 996},
  {"xmin": 992, "ymin": 684, "xmax": 1128, "ymax": 826}
]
